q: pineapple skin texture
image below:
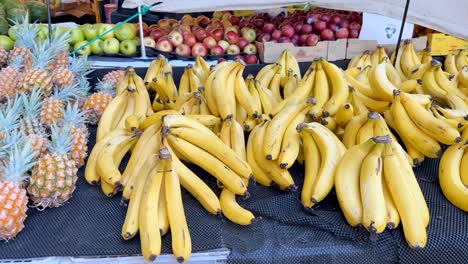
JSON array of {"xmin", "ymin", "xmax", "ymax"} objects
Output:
[
  {"xmin": 0, "ymin": 181, "xmax": 28, "ymax": 240},
  {"xmin": 83, "ymin": 92, "xmax": 113, "ymax": 125}
]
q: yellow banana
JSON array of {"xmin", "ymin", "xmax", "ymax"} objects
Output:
[
  {"xmin": 321, "ymin": 59, "xmax": 349, "ymax": 116},
  {"xmin": 255, "ymin": 79, "xmax": 277, "ymax": 116},
  {"xmin": 342, "ymin": 114, "xmax": 367, "ymax": 148},
  {"xmin": 344, "ymin": 67, "xmax": 374, "ymax": 98},
  {"xmin": 349, "ymin": 88, "xmax": 369, "ymax": 116},
  {"xmin": 158, "ymin": 176, "xmax": 169, "ymax": 236},
  {"xmin": 439, "ymin": 143, "xmax": 468, "ymax": 212},
  {"xmin": 186, "ymin": 114, "xmax": 221, "ymax": 127},
  {"xmin": 455, "ymin": 49, "xmax": 468, "ymax": 71},
  {"xmin": 421, "ymin": 61, "xmax": 449, "ymax": 98},
  {"xmin": 286, "ymin": 51, "xmax": 302, "ymax": 79},
  {"xmin": 283, "ymin": 70, "xmax": 298, "ymax": 99},
  {"xmin": 400, "ymin": 40, "xmax": 420, "ymax": 78},
  {"xmin": 269, "ymin": 72, "xmax": 283, "ymax": 103},
  {"xmin": 444, "ymin": 53, "xmax": 458, "ymax": 74},
  {"xmin": 460, "ymin": 148, "xmax": 468, "ymax": 186},
  {"xmin": 278, "ymin": 108, "xmax": 307, "ymax": 169},
  {"xmin": 235, "ymin": 69, "xmax": 260, "ymax": 117},
  {"xmin": 203, "ymin": 66, "xmax": 220, "ymax": 116},
  {"xmin": 178, "ymin": 67, "xmax": 190, "ymax": 95},
  {"xmin": 335, "ymin": 103, "xmax": 354, "ymax": 127},
  {"xmin": 96, "ymin": 89, "xmax": 129, "ymax": 142},
  {"xmin": 243, "ymin": 116, "xmax": 258, "ymax": 132},
  {"xmin": 320, "ymin": 116, "xmax": 338, "ymax": 133},
  {"xmin": 382, "ymin": 178, "xmax": 400, "ymax": 229},
  {"xmin": 246, "ymin": 124, "xmax": 273, "ymax": 186},
  {"xmin": 356, "ymin": 112, "xmax": 380, "ymax": 144},
  {"xmin": 231, "ymin": 120, "xmax": 247, "ymax": 161},
  {"xmin": 385, "ymin": 62, "xmax": 402, "ymax": 85},
  {"xmin": 220, "ymin": 188, "xmax": 255, "ymax": 225},
  {"xmin": 143, "ymin": 59, "xmax": 161, "ymax": 88},
  {"xmin": 255, "ymin": 63, "xmax": 276, "ymax": 86},
  {"xmin": 219, "ymin": 119, "xmax": 231, "ymax": 146},
  {"xmin": 368, "ymin": 61, "xmax": 398, "ymax": 101},
  {"xmin": 309, "ymin": 62, "xmax": 329, "ymax": 118}
]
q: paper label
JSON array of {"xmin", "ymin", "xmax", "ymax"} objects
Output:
[{"xmin": 359, "ymin": 13, "xmax": 414, "ymax": 44}]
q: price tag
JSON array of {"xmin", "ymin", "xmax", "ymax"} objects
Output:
[{"xmin": 359, "ymin": 13, "xmax": 414, "ymax": 44}]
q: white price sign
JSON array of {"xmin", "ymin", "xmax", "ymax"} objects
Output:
[{"xmin": 359, "ymin": 13, "xmax": 414, "ymax": 44}]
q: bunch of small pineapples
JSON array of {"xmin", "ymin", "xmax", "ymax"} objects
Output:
[{"xmin": 0, "ymin": 15, "xmax": 97, "ymax": 241}]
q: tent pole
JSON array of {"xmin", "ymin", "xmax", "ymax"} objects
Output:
[
  {"xmin": 393, "ymin": 0, "xmax": 411, "ymax": 67},
  {"xmin": 46, "ymin": 0, "xmax": 52, "ymax": 42}
]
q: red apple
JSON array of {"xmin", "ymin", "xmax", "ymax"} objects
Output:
[
  {"xmin": 294, "ymin": 22, "xmax": 303, "ymax": 33},
  {"xmin": 291, "ymin": 37, "xmax": 299, "ymax": 46},
  {"xmin": 278, "ymin": 37, "xmax": 291, "ymax": 43},
  {"xmin": 168, "ymin": 30, "xmax": 184, "ymax": 47},
  {"xmin": 335, "ymin": 27, "xmax": 349, "ymax": 39},
  {"xmin": 192, "ymin": 43, "xmax": 208, "ymax": 56},
  {"xmin": 175, "ymin": 44, "xmax": 192, "ymax": 56},
  {"xmin": 226, "ymin": 44, "xmax": 240, "ymax": 55},
  {"xmin": 203, "ymin": 36, "xmax": 217, "ymax": 49},
  {"xmin": 194, "ymin": 29, "xmax": 209, "ymax": 42},
  {"xmin": 210, "ymin": 28, "xmax": 224, "ymax": 41},
  {"xmin": 210, "ymin": 45, "xmax": 225, "ymax": 55},
  {"xmin": 237, "ymin": 38, "xmax": 249, "ymax": 50},
  {"xmin": 281, "ymin": 24, "xmax": 295, "ymax": 38},
  {"xmin": 313, "ymin": 20, "xmax": 327, "ymax": 33},
  {"xmin": 229, "ymin": 15, "xmax": 240, "ymax": 25},
  {"xmin": 142, "ymin": 37, "xmax": 156, "ymax": 48},
  {"xmin": 253, "ymin": 18, "xmax": 264, "ymax": 28},
  {"xmin": 158, "ymin": 19, "xmax": 171, "ymax": 28},
  {"xmin": 320, "ymin": 14, "xmax": 331, "ymax": 22},
  {"xmin": 183, "ymin": 33, "xmax": 197, "ymax": 47},
  {"xmin": 149, "ymin": 29, "xmax": 164, "ymax": 41},
  {"xmin": 263, "ymin": 23, "xmax": 276, "ymax": 34},
  {"xmin": 241, "ymin": 28, "xmax": 256, "ymax": 43},
  {"xmin": 299, "ymin": 34, "xmax": 309, "ymax": 45},
  {"xmin": 244, "ymin": 54, "xmax": 258, "ymax": 64},
  {"xmin": 349, "ymin": 22, "xmax": 361, "ymax": 31},
  {"xmin": 156, "ymin": 38, "xmax": 173, "ymax": 52},
  {"xmin": 243, "ymin": 43, "xmax": 257, "ymax": 54},
  {"xmin": 224, "ymin": 31, "xmax": 239, "ymax": 44},
  {"xmin": 320, "ymin": 29, "xmax": 335, "ymax": 41},
  {"xmin": 233, "ymin": 55, "xmax": 245, "ymax": 63},
  {"xmin": 197, "ymin": 16, "xmax": 211, "ymax": 28},
  {"xmin": 149, "ymin": 24, "xmax": 159, "ymax": 31},
  {"xmin": 301, "ymin": 24, "xmax": 313, "ymax": 34},
  {"xmin": 305, "ymin": 34, "xmax": 319, "ymax": 46},
  {"xmin": 218, "ymin": 40, "xmax": 230, "ymax": 50},
  {"xmin": 239, "ymin": 17, "xmax": 250, "ymax": 28},
  {"xmin": 339, "ymin": 20, "xmax": 349, "ymax": 29},
  {"xmin": 225, "ymin": 26, "xmax": 239, "ymax": 34},
  {"xmin": 349, "ymin": 29, "xmax": 359, "ymax": 38},
  {"xmin": 272, "ymin": 29, "xmax": 282, "ymax": 40},
  {"xmin": 218, "ymin": 57, "xmax": 227, "ymax": 63},
  {"xmin": 328, "ymin": 23, "xmax": 338, "ymax": 31},
  {"xmin": 258, "ymin": 33, "xmax": 271, "ymax": 42},
  {"xmin": 331, "ymin": 15, "xmax": 342, "ymax": 25},
  {"xmin": 211, "ymin": 20, "xmax": 224, "ymax": 29}
]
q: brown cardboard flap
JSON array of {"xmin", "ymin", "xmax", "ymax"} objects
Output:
[{"xmin": 346, "ymin": 37, "xmax": 427, "ymax": 58}]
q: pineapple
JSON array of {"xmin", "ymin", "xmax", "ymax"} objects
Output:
[
  {"xmin": 40, "ymin": 84, "xmax": 83, "ymax": 128},
  {"xmin": 82, "ymin": 81, "xmax": 115, "ymax": 125},
  {"xmin": 0, "ymin": 48, "xmax": 8, "ymax": 65},
  {"xmin": 102, "ymin": 69, "xmax": 125, "ymax": 86},
  {"xmin": 8, "ymin": 15, "xmax": 37, "ymax": 71},
  {"xmin": 18, "ymin": 31, "xmax": 69, "ymax": 97},
  {"xmin": 48, "ymin": 50, "xmax": 69, "ymax": 71},
  {"xmin": 61, "ymin": 103, "xmax": 88, "ymax": 167},
  {"xmin": 19, "ymin": 90, "xmax": 48, "ymax": 156},
  {"xmin": 52, "ymin": 55, "xmax": 92, "ymax": 88},
  {"xmin": 0, "ymin": 136, "xmax": 37, "ymax": 240},
  {"xmin": 0, "ymin": 57, "xmax": 23, "ymax": 101},
  {"xmin": 0, "ymin": 96, "xmax": 22, "ymax": 139},
  {"xmin": 28, "ymin": 123, "xmax": 78, "ymax": 208}
]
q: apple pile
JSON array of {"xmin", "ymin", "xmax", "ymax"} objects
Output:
[
  {"xmin": 247, "ymin": 8, "xmax": 362, "ymax": 46},
  {"xmin": 141, "ymin": 12, "xmax": 258, "ymax": 62}
]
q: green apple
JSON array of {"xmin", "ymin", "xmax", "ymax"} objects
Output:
[
  {"xmin": 0, "ymin": 35, "xmax": 14, "ymax": 51},
  {"xmin": 69, "ymin": 28, "xmax": 85, "ymax": 45},
  {"xmin": 114, "ymin": 23, "xmax": 137, "ymax": 41},
  {"xmin": 82, "ymin": 24, "xmax": 99, "ymax": 41},
  {"xmin": 8, "ymin": 26, "xmax": 17, "ymax": 41},
  {"xmin": 52, "ymin": 26, "xmax": 71, "ymax": 38},
  {"xmin": 103, "ymin": 37, "xmax": 120, "ymax": 55},
  {"xmin": 37, "ymin": 24, "xmax": 49, "ymax": 41},
  {"xmin": 73, "ymin": 40, "xmax": 92, "ymax": 56},
  {"xmin": 120, "ymin": 39, "xmax": 137, "ymax": 56},
  {"xmin": 97, "ymin": 23, "xmax": 115, "ymax": 40},
  {"xmin": 132, "ymin": 37, "xmax": 140, "ymax": 46},
  {"xmin": 90, "ymin": 39, "xmax": 104, "ymax": 55}
]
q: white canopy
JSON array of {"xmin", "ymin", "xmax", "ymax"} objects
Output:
[{"xmin": 122, "ymin": 0, "xmax": 468, "ymax": 40}]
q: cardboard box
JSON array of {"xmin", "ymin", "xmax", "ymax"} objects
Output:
[
  {"xmin": 345, "ymin": 36, "xmax": 427, "ymax": 59},
  {"xmin": 427, "ymin": 33, "xmax": 468, "ymax": 56},
  {"xmin": 256, "ymin": 39, "xmax": 347, "ymax": 63}
]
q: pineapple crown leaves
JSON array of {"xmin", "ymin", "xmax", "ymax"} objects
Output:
[
  {"xmin": 48, "ymin": 122, "xmax": 74, "ymax": 156},
  {"xmin": 51, "ymin": 83, "xmax": 82, "ymax": 103},
  {"xmin": 61, "ymin": 103, "xmax": 88, "ymax": 128},
  {"xmin": 0, "ymin": 95, "xmax": 22, "ymax": 134},
  {"xmin": 30, "ymin": 39, "xmax": 57, "ymax": 69},
  {"xmin": 0, "ymin": 130, "xmax": 24, "ymax": 161},
  {"xmin": 95, "ymin": 80, "xmax": 115, "ymax": 97},
  {"xmin": 69, "ymin": 55, "xmax": 93, "ymax": 76},
  {"xmin": 11, "ymin": 13, "xmax": 38, "ymax": 49},
  {"xmin": 8, "ymin": 55, "xmax": 24, "ymax": 70},
  {"xmin": 20, "ymin": 89, "xmax": 43, "ymax": 120},
  {"xmin": 2, "ymin": 137, "xmax": 37, "ymax": 183},
  {"xmin": 49, "ymin": 29, "xmax": 71, "ymax": 54}
]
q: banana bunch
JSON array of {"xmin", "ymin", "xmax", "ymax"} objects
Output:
[
  {"xmin": 430, "ymin": 104, "xmax": 468, "ymax": 132},
  {"xmin": 439, "ymin": 129, "xmax": 468, "ymax": 212},
  {"xmin": 335, "ymin": 135, "xmax": 428, "ymax": 248},
  {"xmin": 444, "ymin": 49, "xmax": 468, "ymax": 74},
  {"xmin": 96, "ymin": 68, "xmax": 153, "ymax": 142},
  {"xmin": 297, "ymin": 122, "xmax": 346, "ymax": 208},
  {"xmin": 391, "ymin": 40, "xmax": 432, "ymax": 81},
  {"xmin": 458, "ymin": 66, "xmax": 468, "ymax": 96},
  {"xmin": 257, "ymin": 49, "xmax": 301, "ymax": 88},
  {"xmin": 347, "ymin": 47, "xmax": 388, "ymax": 69}
]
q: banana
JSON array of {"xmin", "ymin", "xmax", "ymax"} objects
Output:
[
  {"xmin": 121, "ymin": 154, "xmax": 158, "ymax": 240},
  {"xmin": 434, "ymin": 66, "xmax": 458, "ymax": 91},
  {"xmin": 335, "ymin": 137, "xmax": 379, "ymax": 227},
  {"xmin": 235, "ymin": 69, "xmax": 260, "ymax": 117},
  {"xmin": 298, "ymin": 122, "xmax": 345, "ymax": 206},
  {"xmin": 344, "ymin": 67, "xmax": 362, "ymax": 78},
  {"xmin": 399, "ymin": 91, "xmax": 461, "ymax": 144},
  {"xmin": 255, "ymin": 63, "xmax": 276, "ymax": 86},
  {"xmin": 186, "ymin": 114, "xmax": 221, "ymax": 127},
  {"xmin": 192, "ymin": 61, "xmax": 207, "ymax": 84},
  {"xmin": 178, "ymin": 66, "xmax": 190, "ymax": 95},
  {"xmin": 421, "ymin": 61, "xmax": 449, "ymax": 98},
  {"xmin": 100, "ymin": 181, "xmax": 117, "ymax": 197},
  {"xmin": 455, "ymin": 49, "xmax": 468, "ymax": 71},
  {"xmin": 115, "ymin": 90, "xmax": 136, "ymax": 129},
  {"xmin": 143, "ymin": 59, "xmax": 160, "ymax": 88},
  {"xmin": 96, "ymin": 89, "xmax": 130, "ymax": 142},
  {"xmin": 349, "ymin": 88, "xmax": 369, "ymax": 116},
  {"xmin": 431, "ymin": 107, "xmax": 466, "ymax": 131},
  {"xmin": 347, "ymin": 54, "xmax": 361, "ymax": 69},
  {"xmin": 96, "ymin": 134, "xmax": 137, "ymax": 188},
  {"xmin": 344, "ymin": 66, "xmax": 374, "ymax": 98},
  {"xmin": 400, "ymin": 40, "xmax": 420, "ymax": 78},
  {"xmin": 243, "ymin": 116, "xmax": 258, "ymax": 132},
  {"xmin": 356, "ymin": 112, "xmax": 380, "ymax": 144},
  {"xmin": 161, "ymin": 148, "xmax": 192, "ymax": 263},
  {"xmin": 203, "ymin": 66, "xmax": 220, "ymax": 116},
  {"xmin": 196, "ymin": 56, "xmax": 211, "ymax": 77},
  {"xmin": 385, "ymin": 62, "xmax": 402, "ymax": 86},
  {"xmin": 360, "ymin": 141, "xmax": 387, "ymax": 234},
  {"xmin": 342, "ymin": 114, "xmax": 368, "ymax": 148},
  {"xmin": 245, "ymin": 75, "xmax": 263, "ymax": 116},
  {"xmin": 444, "ymin": 53, "xmax": 458, "ymax": 74},
  {"xmin": 131, "ymin": 71, "xmax": 155, "ymax": 116},
  {"xmin": 85, "ymin": 129, "xmax": 131, "ymax": 185},
  {"xmin": 246, "ymin": 124, "xmax": 273, "ymax": 187},
  {"xmin": 140, "ymin": 109, "xmax": 179, "ymax": 130},
  {"xmin": 163, "ymin": 114, "xmax": 214, "ymax": 135},
  {"xmin": 158, "ymin": 176, "xmax": 169, "ymax": 236},
  {"xmin": 309, "ymin": 62, "xmax": 329, "ymax": 118},
  {"xmin": 356, "ymin": 52, "xmax": 370, "ymax": 68},
  {"xmin": 167, "ymin": 126, "xmax": 252, "ymax": 179},
  {"xmin": 162, "ymin": 72, "xmax": 178, "ymax": 103},
  {"xmin": 459, "ymin": 66, "xmax": 468, "ymax": 88},
  {"xmin": 368, "ymin": 61, "xmax": 398, "ymax": 101},
  {"xmin": 214, "ymin": 63, "xmax": 240, "ymax": 119},
  {"xmin": 286, "ymin": 51, "xmax": 301, "ymax": 79},
  {"xmin": 439, "ymin": 143, "xmax": 468, "ymax": 212},
  {"xmin": 382, "ymin": 177, "xmax": 400, "ymax": 229},
  {"xmin": 383, "ymin": 143, "xmax": 427, "ymax": 248},
  {"xmin": 231, "ymin": 120, "xmax": 247, "ymax": 162},
  {"xmin": 235, "ymin": 102, "xmax": 248, "ymax": 125},
  {"xmin": 445, "ymin": 92, "xmax": 468, "ymax": 111},
  {"xmin": 278, "ymin": 108, "xmax": 307, "ymax": 169},
  {"xmin": 263, "ymin": 99, "xmax": 312, "ymax": 160},
  {"xmin": 219, "ymin": 119, "xmax": 231, "ymax": 146},
  {"xmin": 335, "ymin": 103, "xmax": 354, "ymax": 127},
  {"xmin": 392, "ymin": 46, "xmax": 408, "ymax": 81},
  {"xmin": 166, "ymin": 135, "xmax": 248, "ymax": 196},
  {"xmin": 139, "ymin": 163, "xmax": 163, "ymax": 262},
  {"xmin": 398, "ymin": 79, "xmax": 419, "ymax": 93},
  {"xmin": 116, "ymin": 70, "xmax": 130, "ymax": 95},
  {"xmin": 255, "ymin": 79, "xmax": 277, "ymax": 116},
  {"xmin": 283, "ymin": 70, "xmax": 298, "ymax": 99},
  {"xmin": 460, "ymin": 147, "xmax": 468, "ymax": 186},
  {"xmin": 220, "ymin": 188, "xmax": 255, "ymax": 225},
  {"xmin": 269, "ymin": 72, "xmax": 283, "ymax": 103},
  {"xmin": 354, "ymin": 87, "xmax": 391, "ymax": 113},
  {"xmin": 187, "ymin": 66, "xmax": 203, "ymax": 93},
  {"xmin": 321, "ymin": 59, "xmax": 349, "ymax": 116}
]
